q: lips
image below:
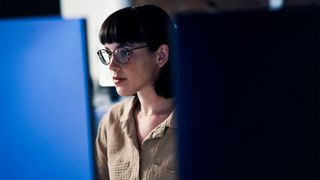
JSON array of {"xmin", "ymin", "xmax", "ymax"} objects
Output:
[{"xmin": 113, "ymin": 77, "xmax": 126, "ymax": 85}]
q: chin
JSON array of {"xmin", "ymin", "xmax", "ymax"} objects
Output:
[{"xmin": 115, "ymin": 87, "xmax": 134, "ymax": 97}]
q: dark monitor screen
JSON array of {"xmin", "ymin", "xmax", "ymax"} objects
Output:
[
  {"xmin": 0, "ymin": 17, "xmax": 94, "ymax": 180},
  {"xmin": 175, "ymin": 6, "xmax": 319, "ymax": 180}
]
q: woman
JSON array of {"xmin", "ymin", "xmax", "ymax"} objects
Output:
[{"xmin": 95, "ymin": 4, "xmax": 178, "ymax": 180}]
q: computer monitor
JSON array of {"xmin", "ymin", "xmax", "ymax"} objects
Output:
[
  {"xmin": 0, "ymin": 17, "xmax": 95, "ymax": 180},
  {"xmin": 175, "ymin": 6, "xmax": 319, "ymax": 180}
]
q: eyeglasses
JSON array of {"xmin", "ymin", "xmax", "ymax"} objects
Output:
[{"xmin": 97, "ymin": 45, "xmax": 148, "ymax": 65}]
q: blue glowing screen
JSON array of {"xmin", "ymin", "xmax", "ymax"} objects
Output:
[{"xmin": 0, "ymin": 17, "xmax": 94, "ymax": 180}]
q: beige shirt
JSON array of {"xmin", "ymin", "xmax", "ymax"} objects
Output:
[{"xmin": 95, "ymin": 96, "xmax": 178, "ymax": 180}]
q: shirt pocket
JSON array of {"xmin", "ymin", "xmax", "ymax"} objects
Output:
[
  {"xmin": 147, "ymin": 164, "xmax": 178, "ymax": 180},
  {"xmin": 108, "ymin": 161, "xmax": 130, "ymax": 180}
]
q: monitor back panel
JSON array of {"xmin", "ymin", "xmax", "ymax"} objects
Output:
[{"xmin": 175, "ymin": 6, "xmax": 319, "ymax": 180}]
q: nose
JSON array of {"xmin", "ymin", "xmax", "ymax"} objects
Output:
[{"xmin": 108, "ymin": 56, "xmax": 120, "ymax": 71}]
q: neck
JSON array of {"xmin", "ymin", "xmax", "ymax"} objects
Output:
[{"xmin": 136, "ymin": 90, "xmax": 174, "ymax": 116}]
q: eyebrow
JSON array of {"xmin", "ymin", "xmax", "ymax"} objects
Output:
[
  {"xmin": 119, "ymin": 43, "xmax": 134, "ymax": 48},
  {"xmin": 104, "ymin": 43, "xmax": 131, "ymax": 50}
]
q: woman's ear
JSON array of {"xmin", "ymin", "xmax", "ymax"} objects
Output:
[{"xmin": 156, "ymin": 44, "xmax": 169, "ymax": 68}]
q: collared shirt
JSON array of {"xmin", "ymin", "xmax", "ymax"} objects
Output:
[{"xmin": 95, "ymin": 96, "xmax": 178, "ymax": 180}]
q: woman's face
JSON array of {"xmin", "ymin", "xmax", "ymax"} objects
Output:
[{"xmin": 105, "ymin": 42, "xmax": 160, "ymax": 96}]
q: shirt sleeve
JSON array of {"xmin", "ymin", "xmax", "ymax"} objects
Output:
[{"xmin": 95, "ymin": 115, "xmax": 110, "ymax": 180}]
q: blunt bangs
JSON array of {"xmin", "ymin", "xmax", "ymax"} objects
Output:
[{"xmin": 99, "ymin": 7, "xmax": 146, "ymax": 45}]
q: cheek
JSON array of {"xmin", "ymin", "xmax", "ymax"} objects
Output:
[
  {"xmin": 127, "ymin": 55, "xmax": 160, "ymax": 83},
  {"xmin": 143, "ymin": 59, "xmax": 160, "ymax": 78},
  {"xmin": 140, "ymin": 64, "xmax": 159, "ymax": 83}
]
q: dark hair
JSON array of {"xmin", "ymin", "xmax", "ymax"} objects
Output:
[{"xmin": 99, "ymin": 4, "xmax": 176, "ymax": 98}]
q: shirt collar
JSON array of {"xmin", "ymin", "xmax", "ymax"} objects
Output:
[
  {"xmin": 165, "ymin": 110, "xmax": 177, "ymax": 128},
  {"xmin": 120, "ymin": 96, "xmax": 138, "ymax": 132},
  {"xmin": 120, "ymin": 96, "xmax": 178, "ymax": 129}
]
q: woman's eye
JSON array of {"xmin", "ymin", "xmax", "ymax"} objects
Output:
[{"xmin": 119, "ymin": 49, "xmax": 129, "ymax": 57}]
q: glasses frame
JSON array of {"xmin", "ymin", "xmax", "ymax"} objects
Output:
[{"xmin": 97, "ymin": 45, "xmax": 148, "ymax": 65}]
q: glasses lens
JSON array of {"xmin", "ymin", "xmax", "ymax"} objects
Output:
[
  {"xmin": 115, "ymin": 48, "xmax": 130, "ymax": 64},
  {"xmin": 97, "ymin": 49, "xmax": 110, "ymax": 65}
]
